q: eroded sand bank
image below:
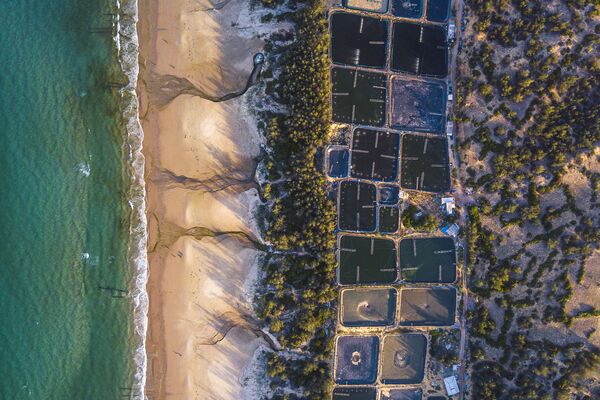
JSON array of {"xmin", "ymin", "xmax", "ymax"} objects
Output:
[{"xmin": 137, "ymin": 0, "xmax": 268, "ymax": 398}]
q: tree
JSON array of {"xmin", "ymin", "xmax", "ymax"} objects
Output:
[
  {"xmin": 402, "ymin": 205, "xmax": 439, "ymax": 232},
  {"xmin": 479, "ymin": 82, "xmax": 494, "ymax": 100}
]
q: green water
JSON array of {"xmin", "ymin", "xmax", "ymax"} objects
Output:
[{"xmin": 0, "ymin": 0, "xmax": 139, "ymax": 397}]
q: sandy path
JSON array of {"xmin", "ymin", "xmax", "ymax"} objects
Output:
[{"xmin": 136, "ymin": 0, "xmax": 267, "ymax": 398}]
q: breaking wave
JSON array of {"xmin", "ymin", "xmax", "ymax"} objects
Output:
[{"xmin": 113, "ymin": 0, "xmax": 148, "ymax": 397}]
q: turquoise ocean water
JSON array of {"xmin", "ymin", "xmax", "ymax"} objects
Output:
[{"xmin": 0, "ymin": 0, "xmax": 147, "ymax": 398}]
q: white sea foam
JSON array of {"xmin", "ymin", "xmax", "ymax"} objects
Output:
[
  {"xmin": 76, "ymin": 162, "xmax": 90, "ymax": 177},
  {"xmin": 113, "ymin": 0, "xmax": 148, "ymax": 397},
  {"xmin": 114, "ymin": 0, "xmax": 121, "ymax": 56}
]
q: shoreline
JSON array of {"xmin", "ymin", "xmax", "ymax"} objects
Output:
[
  {"xmin": 136, "ymin": 0, "xmax": 270, "ymax": 397},
  {"xmin": 113, "ymin": 0, "xmax": 150, "ymax": 396}
]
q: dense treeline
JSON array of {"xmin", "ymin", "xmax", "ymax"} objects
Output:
[{"xmin": 257, "ymin": 1, "xmax": 337, "ymax": 398}]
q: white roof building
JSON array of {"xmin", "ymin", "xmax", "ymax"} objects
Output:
[
  {"xmin": 448, "ymin": 21, "xmax": 456, "ymax": 41},
  {"xmin": 444, "ymin": 375, "xmax": 460, "ymax": 396},
  {"xmin": 442, "ymin": 223, "xmax": 460, "ymax": 237},
  {"xmin": 441, "ymin": 197, "xmax": 456, "ymax": 215},
  {"xmin": 446, "ymin": 120, "xmax": 454, "ymax": 136}
]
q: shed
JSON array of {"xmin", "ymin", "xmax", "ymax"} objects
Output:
[
  {"xmin": 441, "ymin": 223, "xmax": 460, "ymax": 237},
  {"xmin": 444, "ymin": 375, "xmax": 459, "ymax": 396},
  {"xmin": 448, "ymin": 21, "xmax": 456, "ymax": 41},
  {"xmin": 446, "ymin": 120, "xmax": 454, "ymax": 137},
  {"xmin": 441, "ymin": 196, "xmax": 455, "ymax": 215}
]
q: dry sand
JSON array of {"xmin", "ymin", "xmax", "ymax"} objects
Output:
[{"xmin": 137, "ymin": 0, "xmax": 269, "ymax": 398}]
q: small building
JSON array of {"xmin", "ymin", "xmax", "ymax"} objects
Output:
[
  {"xmin": 446, "ymin": 120, "xmax": 454, "ymax": 137},
  {"xmin": 441, "ymin": 196, "xmax": 455, "ymax": 215},
  {"xmin": 442, "ymin": 223, "xmax": 460, "ymax": 237},
  {"xmin": 444, "ymin": 375, "xmax": 460, "ymax": 396},
  {"xmin": 448, "ymin": 20, "xmax": 456, "ymax": 41}
]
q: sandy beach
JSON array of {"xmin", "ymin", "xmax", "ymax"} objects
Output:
[{"xmin": 136, "ymin": 0, "xmax": 269, "ymax": 398}]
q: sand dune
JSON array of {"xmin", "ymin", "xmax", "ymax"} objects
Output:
[{"xmin": 137, "ymin": 0, "xmax": 268, "ymax": 398}]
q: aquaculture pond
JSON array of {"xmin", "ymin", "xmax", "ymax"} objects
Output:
[
  {"xmin": 338, "ymin": 180, "xmax": 378, "ymax": 232},
  {"xmin": 379, "ymin": 206, "xmax": 400, "ymax": 233},
  {"xmin": 340, "ymin": 287, "xmax": 397, "ymax": 327},
  {"xmin": 399, "ymin": 237, "xmax": 456, "ymax": 283},
  {"xmin": 335, "ymin": 335, "xmax": 380, "ymax": 385},
  {"xmin": 426, "ymin": 0, "xmax": 450, "ymax": 22},
  {"xmin": 380, "ymin": 334, "xmax": 427, "ymax": 384},
  {"xmin": 344, "ymin": 0, "xmax": 389, "ymax": 14},
  {"xmin": 400, "ymin": 133, "xmax": 450, "ymax": 193},
  {"xmin": 334, "ymin": 387, "xmax": 378, "ymax": 400},
  {"xmin": 350, "ymin": 128, "xmax": 399, "ymax": 182},
  {"xmin": 391, "ymin": 22, "xmax": 448, "ymax": 77},
  {"xmin": 398, "ymin": 287, "xmax": 457, "ymax": 326},
  {"xmin": 390, "ymin": 77, "xmax": 446, "ymax": 133},
  {"xmin": 338, "ymin": 235, "xmax": 398, "ymax": 284},
  {"xmin": 379, "ymin": 184, "xmax": 401, "ymax": 205},
  {"xmin": 331, "ymin": 12, "xmax": 388, "ymax": 68},
  {"xmin": 332, "ymin": 67, "xmax": 387, "ymax": 127},
  {"xmin": 392, "ymin": 0, "xmax": 423, "ymax": 19},
  {"xmin": 380, "ymin": 388, "xmax": 423, "ymax": 400},
  {"xmin": 328, "ymin": 147, "xmax": 350, "ymax": 178}
]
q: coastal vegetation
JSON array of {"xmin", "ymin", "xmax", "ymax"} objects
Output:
[
  {"xmin": 429, "ymin": 329, "xmax": 460, "ymax": 366},
  {"xmin": 457, "ymin": 0, "xmax": 600, "ymax": 398},
  {"xmin": 401, "ymin": 204, "xmax": 439, "ymax": 232},
  {"xmin": 256, "ymin": 0, "xmax": 336, "ymax": 398}
]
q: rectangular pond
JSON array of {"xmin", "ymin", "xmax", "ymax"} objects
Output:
[
  {"xmin": 340, "ymin": 287, "xmax": 397, "ymax": 327},
  {"xmin": 339, "ymin": 234, "xmax": 398, "ymax": 284},
  {"xmin": 379, "ymin": 205, "xmax": 399, "ymax": 233},
  {"xmin": 400, "ymin": 133, "xmax": 450, "ymax": 193},
  {"xmin": 390, "ymin": 77, "xmax": 446, "ymax": 133},
  {"xmin": 426, "ymin": 0, "xmax": 450, "ymax": 22},
  {"xmin": 338, "ymin": 180, "xmax": 378, "ymax": 232},
  {"xmin": 332, "ymin": 67, "xmax": 387, "ymax": 127},
  {"xmin": 380, "ymin": 333, "xmax": 427, "ymax": 384},
  {"xmin": 399, "ymin": 236, "xmax": 456, "ymax": 283},
  {"xmin": 334, "ymin": 387, "xmax": 378, "ymax": 400},
  {"xmin": 391, "ymin": 22, "xmax": 448, "ymax": 78},
  {"xmin": 379, "ymin": 184, "xmax": 400, "ymax": 205},
  {"xmin": 331, "ymin": 12, "xmax": 388, "ymax": 68},
  {"xmin": 391, "ymin": 0, "xmax": 423, "ymax": 18},
  {"xmin": 350, "ymin": 128, "xmax": 399, "ymax": 182},
  {"xmin": 335, "ymin": 335, "xmax": 380, "ymax": 385},
  {"xmin": 380, "ymin": 388, "xmax": 423, "ymax": 400},
  {"xmin": 344, "ymin": 0, "xmax": 390, "ymax": 13},
  {"xmin": 328, "ymin": 147, "xmax": 350, "ymax": 178},
  {"xmin": 398, "ymin": 287, "xmax": 457, "ymax": 326}
]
